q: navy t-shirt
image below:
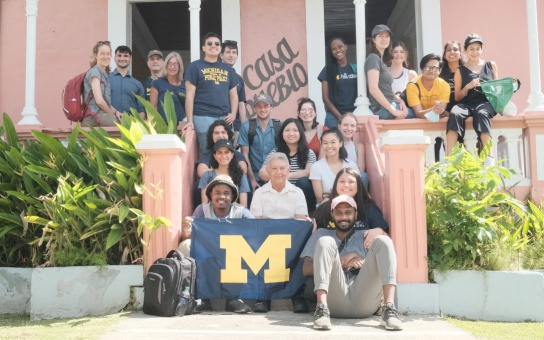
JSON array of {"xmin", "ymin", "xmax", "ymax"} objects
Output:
[
  {"xmin": 318, "ymin": 64, "xmax": 358, "ymax": 114},
  {"xmin": 151, "ymin": 77, "xmax": 186, "ymax": 123},
  {"xmin": 142, "ymin": 76, "xmax": 155, "ymax": 102},
  {"xmin": 184, "ymin": 59, "xmax": 238, "ymax": 118}
]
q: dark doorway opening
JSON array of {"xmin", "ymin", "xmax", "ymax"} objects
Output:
[{"xmin": 131, "ymin": 0, "xmax": 222, "ymax": 82}]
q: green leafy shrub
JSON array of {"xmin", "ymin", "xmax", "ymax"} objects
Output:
[
  {"xmin": 426, "ymin": 142, "xmax": 544, "ymax": 274},
  {"xmin": 0, "ymin": 94, "xmax": 179, "ymax": 267}
]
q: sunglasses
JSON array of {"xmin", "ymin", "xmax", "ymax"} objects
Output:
[
  {"xmin": 97, "ymin": 40, "xmax": 111, "ymax": 46},
  {"xmin": 206, "ymin": 41, "xmax": 221, "ymax": 47}
]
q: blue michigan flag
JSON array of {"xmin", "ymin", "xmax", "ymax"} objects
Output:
[{"xmin": 191, "ymin": 218, "xmax": 313, "ymax": 300}]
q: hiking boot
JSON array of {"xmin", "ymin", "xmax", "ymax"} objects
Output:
[
  {"xmin": 313, "ymin": 303, "xmax": 331, "ymax": 330},
  {"xmin": 380, "ymin": 302, "xmax": 403, "ymax": 331},
  {"xmin": 225, "ymin": 299, "xmax": 251, "ymax": 313},
  {"xmin": 193, "ymin": 299, "xmax": 212, "ymax": 314}
]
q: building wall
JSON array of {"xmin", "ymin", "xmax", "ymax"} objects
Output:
[
  {"xmin": 0, "ymin": 0, "xmax": 108, "ymax": 129},
  {"xmin": 240, "ymin": 0, "xmax": 308, "ymax": 121},
  {"xmin": 440, "ymin": 0, "xmax": 544, "ymax": 112}
]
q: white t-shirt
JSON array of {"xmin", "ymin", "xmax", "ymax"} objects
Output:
[
  {"xmin": 344, "ymin": 140, "xmax": 358, "ymax": 165},
  {"xmin": 309, "ymin": 158, "xmax": 359, "ymax": 194}
]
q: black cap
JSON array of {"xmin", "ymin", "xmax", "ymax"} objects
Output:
[
  {"xmin": 213, "ymin": 139, "xmax": 235, "ymax": 152},
  {"xmin": 464, "ymin": 33, "xmax": 483, "ymax": 48}
]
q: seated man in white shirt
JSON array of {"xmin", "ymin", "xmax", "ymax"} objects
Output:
[{"xmin": 250, "ymin": 152, "xmax": 309, "ymax": 313}]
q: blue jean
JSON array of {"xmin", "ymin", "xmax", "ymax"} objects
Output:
[
  {"xmin": 325, "ymin": 111, "xmax": 340, "ymax": 129},
  {"xmin": 373, "ymin": 102, "xmax": 415, "ymax": 120},
  {"xmin": 360, "ymin": 171, "xmax": 369, "ymax": 191}
]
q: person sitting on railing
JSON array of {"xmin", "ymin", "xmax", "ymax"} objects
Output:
[
  {"xmin": 446, "ymin": 33, "xmax": 498, "ymax": 165},
  {"xmin": 406, "ymin": 53, "xmax": 450, "ymax": 121},
  {"xmin": 365, "ymin": 25, "xmax": 414, "ymax": 120},
  {"xmin": 179, "ymin": 175, "xmax": 253, "ymax": 314},
  {"xmin": 389, "ymin": 41, "xmax": 417, "ymax": 96},
  {"xmin": 439, "ymin": 41, "xmax": 464, "ymax": 116}
]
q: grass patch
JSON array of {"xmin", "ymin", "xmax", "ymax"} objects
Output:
[
  {"xmin": 447, "ymin": 317, "xmax": 544, "ymax": 339},
  {"xmin": 0, "ymin": 312, "xmax": 131, "ymax": 340}
]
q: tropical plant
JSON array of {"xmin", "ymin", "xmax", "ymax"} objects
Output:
[
  {"xmin": 0, "ymin": 93, "xmax": 180, "ymax": 267},
  {"xmin": 425, "ymin": 142, "xmax": 544, "ymax": 274}
]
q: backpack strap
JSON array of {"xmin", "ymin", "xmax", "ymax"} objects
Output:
[
  {"xmin": 84, "ymin": 71, "xmax": 107, "ymax": 125},
  {"xmin": 166, "ymin": 249, "xmax": 184, "ymax": 260},
  {"xmin": 272, "ymin": 119, "xmax": 281, "ymax": 136},
  {"xmin": 248, "ymin": 118, "xmax": 257, "ymax": 146}
]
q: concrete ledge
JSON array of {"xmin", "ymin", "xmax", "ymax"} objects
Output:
[
  {"xmin": 434, "ymin": 270, "xmax": 544, "ymax": 321},
  {"xmin": 0, "ymin": 268, "xmax": 32, "ymax": 314},
  {"xmin": 398, "ymin": 283, "xmax": 440, "ymax": 315},
  {"xmin": 30, "ymin": 265, "xmax": 143, "ymax": 320}
]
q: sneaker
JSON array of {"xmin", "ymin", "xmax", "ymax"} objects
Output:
[
  {"xmin": 225, "ymin": 299, "xmax": 251, "ymax": 313},
  {"xmin": 380, "ymin": 303, "xmax": 403, "ymax": 331},
  {"xmin": 253, "ymin": 300, "xmax": 270, "ymax": 313},
  {"xmin": 313, "ymin": 303, "xmax": 331, "ymax": 330},
  {"xmin": 193, "ymin": 299, "xmax": 212, "ymax": 314}
]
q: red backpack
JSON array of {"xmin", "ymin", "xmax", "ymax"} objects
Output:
[{"xmin": 61, "ymin": 71, "xmax": 99, "ymax": 123}]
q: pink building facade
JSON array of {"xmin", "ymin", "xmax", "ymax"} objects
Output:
[{"xmin": 2, "ymin": 0, "xmax": 544, "ymax": 282}]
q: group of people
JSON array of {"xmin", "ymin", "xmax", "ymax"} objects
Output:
[
  {"xmin": 322, "ymin": 25, "xmax": 499, "ymax": 162},
  {"xmin": 80, "ymin": 27, "xmax": 501, "ymax": 332}
]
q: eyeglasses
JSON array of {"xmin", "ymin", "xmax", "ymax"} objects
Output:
[
  {"xmin": 423, "ymin": 66, "xmax": 440, "ymax": 72},
  {"xmin": 167, "ymin": 62, "xmax": 180, "ymax": 68},
  {"xmin": 97, "ymin": 41, "xmax": 111, "ymax": 46},
  {"xmin": 206, "ymin": 41, "xmax": 221, "ymax": 46}
]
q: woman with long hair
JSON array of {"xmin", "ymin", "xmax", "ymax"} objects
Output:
[
  {"xmin": 296, "ymin": 97, "xmax": 327, "ymax": 158},
  {"xmin": 310, "ymin": 129, "xmax": 358, "ymax": 205},
  {"xmin": 318, "ymin": 37, "xmax": 358, "ymax": 128},
  {"xmin": 314, "ymin": 168, "xmax": 389, "ymax": 247},
  {"xmin": 439, "ymin": 41, "xmax": 464, "ymax": 115},
  {"xmin": 389, "ymin": 41, "xmax": 417, "ymax": 95},
  {"xmin": 199, "ymin": 139, "xmax": 250, "ymax": 207},
  {"xmin": 338, "ymin": 113, "xmax": 369, "ymax": 189},
  {"xmin": 365, "ymin": 25, "xmax": 414, "ymax": 120},
  {"xmin": 447, "ymin": 33, "xmax": 498, "ymax": 163},
  {"xmin": 82, "ymin": 41, "xmax": 121, "ymax": 127},
  {"xmin": 258, "ymin": 118, "xmax": 317, "ymax": 211},
  {"xmin": 150, "ymin": 52, "xmax": 186, "ymax": 123}
]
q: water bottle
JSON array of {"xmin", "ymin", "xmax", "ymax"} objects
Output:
[{"xmin": 175, "ymin": 286, "xmax": 191, "ymax": 317}]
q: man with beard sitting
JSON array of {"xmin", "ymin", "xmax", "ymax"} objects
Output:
[{"xmin": 300, "ymin": 195, "xmax": 402, "ymax": 331}]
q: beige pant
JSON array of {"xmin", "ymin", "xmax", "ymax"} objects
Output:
[
  {"xmin": 313, "ymin": 235, "xmax": 397, "ymax": 318},
  {"xmin": 81, "ymin": 111, "xmax": 118, "ymax": 127}
]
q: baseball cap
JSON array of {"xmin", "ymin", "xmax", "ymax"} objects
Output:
[
  {"xmin": 254, "ymin": 93, "xmax": 273, "ymax": 106},
  {"xmin": 205, "ymin": 174, "xmax": 239, "ymax": 202},
  {"xmin": 331, "ymin": 195, "xmax": 357, "ymax": 211},
  {"xmin": 147, "ymin": 50, "xmax": 163, "ymax": 59},
  {"xmin": 372, "ymin": 24, "xmax": 392, "ymax": 37},
  {"xmin": 213, "ymin": 139, "xmax": 235, "ymax": 153},
  {"xmin": 464, "ymin": 33, "xmax": 483, "ymax": 47}
]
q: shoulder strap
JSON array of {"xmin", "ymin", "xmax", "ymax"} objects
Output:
[
  {"xmin": 272, "ymin": 119, "xmax": 281, "ymax": 135},
  {"xmin": 248, "ymin": 118, "xmax": 257, "ymax": 146}
]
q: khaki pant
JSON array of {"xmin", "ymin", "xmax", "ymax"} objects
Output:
[
  {"xmin": 81, "ymin": 111, "xmax": 118, "ymax": 127},
  {"xmin": 313, "ymin": 235, "xmax": 397, "ymax": 318}
]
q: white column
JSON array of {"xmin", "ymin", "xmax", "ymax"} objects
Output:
[
  {"xmin": 19, "ymin": 0, "xmax": 42, "ymax": 125},
  {"xmin": 189, "ymin": 0, "xmax": 201, "ymax": 62},
  {"xmin": 306, "ymin": 0, "xmax": 326, "ymax": 124},
  {"xmin": 222, "ymin": 0, "xmax": 242, "ymax": 72},
  {"xmin": 352, "ymin": 0, "xmax": 373, "ymax": 116},
  {"xmin": 526, "ymin": 0, "xmax": 544, "ymax": 111}
]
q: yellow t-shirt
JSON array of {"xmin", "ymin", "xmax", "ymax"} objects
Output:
[{"xmin": 406, "ymin": 76, "xmax": 450, "ymax": 110}]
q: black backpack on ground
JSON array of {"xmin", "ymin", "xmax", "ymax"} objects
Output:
[
  {"xmin": 143, "ymin": 249, "xmax": 197, "ymax": 317},
  {"xmin": 248, "ymin": 118, "xmax": 282, "ymax": 145}
]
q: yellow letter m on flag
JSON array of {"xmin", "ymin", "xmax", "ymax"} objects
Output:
[{"xmin": 220, "ymin": 235, "xmax": 291, "ymax": 283}]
